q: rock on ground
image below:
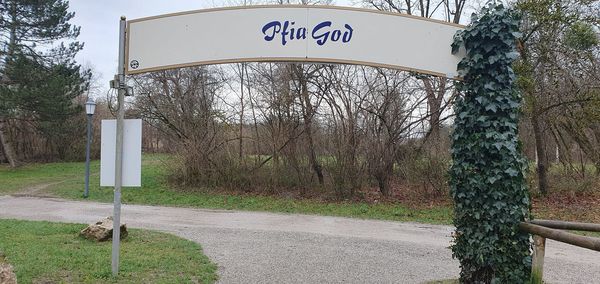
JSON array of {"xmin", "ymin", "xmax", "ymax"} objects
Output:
[
  {"xmin": 79, "ymin": 216, "xmax": 128, "ymax": 242},
  {"xmin": 0, "ymin": 262, "xmax": 17, "ymax": 284}
]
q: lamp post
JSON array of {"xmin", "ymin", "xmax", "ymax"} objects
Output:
[{"xmin": 84, "ymin": 98, "xmax": 96, "ymax": 198}]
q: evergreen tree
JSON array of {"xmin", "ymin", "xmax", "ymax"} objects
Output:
[{"xmin": 0, "ymin": 0, "xmax": 87, "ymax": 166}]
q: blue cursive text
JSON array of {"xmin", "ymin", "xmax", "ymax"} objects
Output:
[{"xmin": 262, "ymin": 20, "xmax": 353, "ymax": 46}]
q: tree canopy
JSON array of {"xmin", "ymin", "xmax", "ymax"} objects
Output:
[{"xmin": 0, "ymin": 0, "xmax": 89, "ymax": 165}]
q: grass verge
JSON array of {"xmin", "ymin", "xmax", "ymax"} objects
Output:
[
  {"xmin": 3, "ymin": 154, "xmax": 600, "ymax": 225},
  {"xmin": 0, "ymin": 219, "xmax": 217, "ymax": 283},
  {"xmin": 39, "ymin": 155, "xmax": 453, "ymax": 224},
  {"xmin": 0, "ymin": 161, "xmax": 99, "ymax": 195}
]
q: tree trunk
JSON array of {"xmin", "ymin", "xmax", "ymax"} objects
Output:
[
  {"xmin": 377, "ymin": 174, "xmax": 389, "ymax": 196},
  {"xmin": 376, "ymin": 159, "xmax": 395, "ymax": 196},
  {"xmin": 238, "ymin": 63, "xmax": 245, "ymax": 162},
  {"xmin": 590, "ymin": 125, "xmax": 600, "ymax": 176},
  {"xmin": 532, "ymin": 114, "xmax": 549, "ymax": 195},
  {"xmin": 0, "ymin": 119, "xmax": 18, "ymax": 167},
  {"xmin": 245, "ymin": 63, "xmax": 260, "ymax": 165},
  {"xmin": 0, "ymin": 4, "xmax": 20, "ymax": 167},
  {"xmin": 297, "ymin": 65, "xmax": 324, "ymax": 185},
  {"xmin": 422, "ymin": 77, "xmax": 446, "ymax": 144},
  {"xmin": 303, "ymin": 119, "xmax": 324, "ymax": 185}
]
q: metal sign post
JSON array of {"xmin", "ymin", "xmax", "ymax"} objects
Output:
[{"xmin": 111, "ymin": 16, "xmax": 127, "ymax": 277}]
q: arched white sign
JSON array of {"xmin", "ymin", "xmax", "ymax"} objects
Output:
[{"xmin": 126, "ymin": 5, "xmax": 464, "ymax": 77}]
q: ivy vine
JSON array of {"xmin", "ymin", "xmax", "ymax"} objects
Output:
[{"xmin": 450, "ymin": 3, "xmax": 531, "ymax": 283}]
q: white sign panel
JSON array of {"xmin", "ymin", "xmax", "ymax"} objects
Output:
[
  {"xmin": 100, "ymin": 119, "xmax": 142, "ymax": 187},
  {"xmin": 126, "ymin": 5, "xmax": 464, "ymax": 77}
]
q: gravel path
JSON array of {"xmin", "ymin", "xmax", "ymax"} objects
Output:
[{"xmin": 0, "ymin": 196, "xmax": 598, "ymax": 283}]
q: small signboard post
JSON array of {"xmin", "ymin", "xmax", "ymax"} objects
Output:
[
  {"xmin": 100, "ymin": 118, "xmax": 142, "ymax": 276},
  {"xmin": 106, "ymin": 16, "xmax": 136, "ymax": 277}
]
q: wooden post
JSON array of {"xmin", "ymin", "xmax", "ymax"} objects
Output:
[
  {"xmin": 519, "ymin": 221, "xmax": 600, "ymax": 283},
  {"xmin": 531, "ymin": 235, "xmax": 546, "ymax": 284}
]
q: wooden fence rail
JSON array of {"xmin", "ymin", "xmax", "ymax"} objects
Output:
[
  {"xmin": 529, "ymin": 219, "xmax": 600, "ymax": 232},
  {"xmin": 519, "ymin": 220, "xmax": 600, "ymax": 284},
  {"xmin": 519, "ymin": 222, "xmax": 600, "ymax": 252}
]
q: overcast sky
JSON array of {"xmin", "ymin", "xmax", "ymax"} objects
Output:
[{"xmin": 68, "ymin": 1, "xmax": 353, "ymax": 96}]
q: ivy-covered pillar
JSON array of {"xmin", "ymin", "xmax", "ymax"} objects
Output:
[{"xmin": 449, "ymin": 3, "xmax": 531, "ymax": 283}]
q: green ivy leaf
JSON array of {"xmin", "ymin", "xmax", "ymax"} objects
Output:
[{"xmin": 450, "ymin": 3, "xmax": 531, "ymax": 283}]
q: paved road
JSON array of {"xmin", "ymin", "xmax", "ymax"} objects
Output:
[{"xmin": 0, "ymin": 196, "xmax": 599, "ymax": 283}]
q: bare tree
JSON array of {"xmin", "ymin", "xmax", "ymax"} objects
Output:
[
  {"xmin": 132, "ymin": 67, "xmax": 232, "ymax": 185},
  {"xmin": 362, "ymin": 0, "xmax": 467, "ymax": 145},
  {"xmin": 319, "ymin": 65, "xmax": 369, "ymax": 197},
  {"xmin": 516, "ymin": 0, "xmax": 600, "ymax": 194},
  {"xmin": 361, "ymin": 68, "xmax": 428, "ymax": 195},
  {"xmin": 288, "ymin": 64, "xmax": 326, "ymax": 184}
]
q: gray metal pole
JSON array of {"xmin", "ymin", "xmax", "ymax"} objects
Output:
[
  {"xmin": 112, "ymin": 16, "xmax": 126, "ymax": 277},
  {"xmin": 84, "ymin": 113, "xmax": 92, "ymax": 198}
]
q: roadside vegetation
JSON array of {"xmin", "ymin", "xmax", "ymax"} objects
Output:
[
  {"xmin": 1, "ymin": 155, "xmax": 453, "ymax": 224},
  {"xmin": 2, "ymin": 154, "xmax": 599, "ymax": 225},
  {"xmin": 0, "ymin": 219, "xmax": 217, "ymax": 283}
]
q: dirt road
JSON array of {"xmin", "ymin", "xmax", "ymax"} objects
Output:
[{"xmin": 0, "ymin": 196, "xmax": 598, "ymax": 283}]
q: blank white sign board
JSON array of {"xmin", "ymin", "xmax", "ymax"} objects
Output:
[{"xmin": 100, "ymin": 119, "xmax": 142, "ymax": 187}]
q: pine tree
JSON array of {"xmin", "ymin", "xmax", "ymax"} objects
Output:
[{"xmin": 0, "ymin": 0, "xmax": 86, "ymax": 166}]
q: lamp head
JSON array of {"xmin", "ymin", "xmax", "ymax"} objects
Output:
[{"xmin": 85, "ymin": 98, "xmax": 96, "ymax": 115}]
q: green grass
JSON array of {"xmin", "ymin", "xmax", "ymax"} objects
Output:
[
  {"xmin": 0, "ymin": 154, "xmax": 453, "ymax": 224},
  {"xmin": 0, "ymin": 160, "xmax": 100, "ymax": 195},
  {"xmin": 573, "ymin": 230, "xmax": 600, "ymax": 238},
  {"xmin": 3, "ymin": 155, "xmax": 600, "ymax": 227},
  {"xmin": 0, "ymin": 219, "xmax": 217, "ymax": 283}
]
